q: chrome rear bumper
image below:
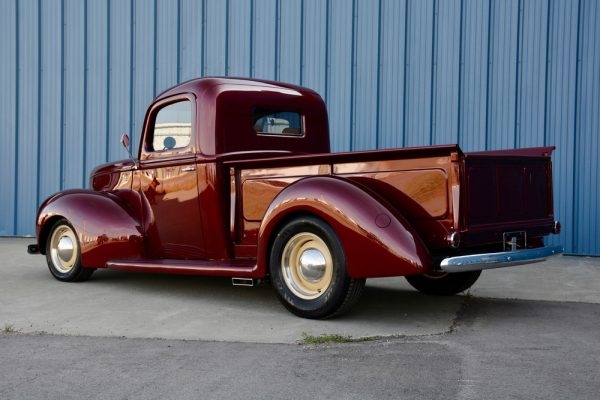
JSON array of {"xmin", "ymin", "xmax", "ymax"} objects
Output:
[{"xmin": 440, "ymin": 245, "xmax": 564, "ymax": 273}]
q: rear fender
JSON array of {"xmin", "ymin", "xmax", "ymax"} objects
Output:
[
  {"xmin": 36, "ymin": 189, "xmax": 143, "ymax": 268},
  {"xmin": 256, "ymin": 176, "xmax": 431, "ymax": 279}
]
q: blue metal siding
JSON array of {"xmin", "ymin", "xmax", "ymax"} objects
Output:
[
  {"xmin": 0, "ymin": 0, "xmax": 17, "ymax": 235},
  {"xmin": 63, "ymin": 0, "xmax": 85, "ymax": 190},
  {"xmin": 1, "ymin": 0, "xmax": 598, "ymax": 255}
]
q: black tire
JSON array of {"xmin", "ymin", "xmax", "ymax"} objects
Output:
[
  {"xmin": 405, "ymin": 270, "xmax": 481, "ymax": 295},
  {"xmin": 269, "ymin": 215, "xmax": 365, "ymax": 319},
  {"xmin": 45, "ymin": 218, "xmax": 95, "ymax": 282}
]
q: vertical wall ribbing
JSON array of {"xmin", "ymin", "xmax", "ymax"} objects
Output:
[
  {"xmin": 13, "ymin": 0, "xmax": 20, "ymax": 234},
  {"xmin": 429, "ymin": 0, "xmax": 438, "ymax": 145},
  {"xmin": 82, "ymin": 0, "xmax": 87, "ymax": 187},
  {"xmin": 484, "ymin": 0, "xmax": 493, "ymax": 150},
  {"xmin": 105, "ymin": 0, "xmax": 111, "ymax": 162},
  {"xmin": 35, "ymin": 0, "xmax": 42, "ymax": 206},
  {"xmin": 375, "ymin": 0, "xmax": 382, "ymax": 149},
  {"xmin": 571, "ymin": 0, "xmax": 583, "ymax": 253},
  {"xmin": 513, "ymin": 0, "xmax": 523, "ymax": 147},
  {"xmin": 349, "ymin": 0, "xmax": 356, "ymax": 150},
  {"xmin": 401, "ymin": 0, "xmax": 410, "ymax": 147},
  {"xmin": 128, "ymin": 0, "xmax": 135, "ymax": 154},
  {"xmin": 456, "ymin": 0, "xmax": 464, "ymax": 146},
  {"xmin": 542, "ymin": 0, "xmax": 553, "ymax": 146},
  {"xmin": 2, "ymin": 0, "xmax": 598, "ymax": 254},
  {"xmin": 59, "ymin": 0, "xmax": 65, "ymax": 190}
]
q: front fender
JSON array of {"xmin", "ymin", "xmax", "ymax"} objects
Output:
[
  {"xmin": 256, "ymin": 176, "xmax": 431, "ymax": 279},
  {"xmin": 36, "ymin": 189, "xmax": 143, "ymax": 268}
]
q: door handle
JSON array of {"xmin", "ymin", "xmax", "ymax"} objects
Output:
[{"xmin": 181, "ymin": 166, "xmax": 196, "ymax": 172}]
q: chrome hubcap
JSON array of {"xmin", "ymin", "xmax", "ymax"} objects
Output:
[
  {"xmin": 298, "ymin": 249, "xmax": 327, "ymax": 282},
  {"xmin": 281, "ymin": 232, "xmax": 333, "ymax": 300},
  {"xmin": 49, "ymin": 225, "xmax": 78, "ymax": 273},
  {"xmin": 57, "ymin": 236, "xmax": 74, "ymax": 262}
]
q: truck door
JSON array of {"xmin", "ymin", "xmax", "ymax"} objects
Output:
[{"xmin": 137, "ymin": 96, "xmax": 205, "ymax": 259}]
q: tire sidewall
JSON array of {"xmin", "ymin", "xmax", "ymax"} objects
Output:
[
  {"xmin": 45, "ymin": 219, "xmax": 84, "ymax": 281},
  {"xmin": 270, "ymin": 216, "xmax": 349, "ymax": 318}
]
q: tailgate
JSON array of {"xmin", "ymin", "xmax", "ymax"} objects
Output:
[{"xmin": 463, "ymin": 147, "xmax": 555, "ymax": 233}]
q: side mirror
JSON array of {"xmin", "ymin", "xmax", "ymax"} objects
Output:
[
  {"xmin": 120, "ymin": 133, "xmax": 136, "ymax": 164},
  {"xmin": 120, "ymin": 133, "xmax": 130, "ymax": 152}
]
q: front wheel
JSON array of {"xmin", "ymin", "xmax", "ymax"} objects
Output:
[
  {"xmin": 269, "ymin": 215, "xmax": 365, "ymax": 319},
  {"xmin": 405, "ymin": 270, "xmax": 481, "ymax": 295},
  {"xmin": 45, "ymin": 219, "xmax": 94, "ymax": 282}
]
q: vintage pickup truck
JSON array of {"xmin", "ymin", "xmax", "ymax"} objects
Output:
[{"xmin": 28, "ymin": 77, "xmax": 562, "ymax": 318}]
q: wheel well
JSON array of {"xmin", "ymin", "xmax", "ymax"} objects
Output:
[{"xmin": 38, "ymin": 216, "xmax": 64, "ymax": 255}]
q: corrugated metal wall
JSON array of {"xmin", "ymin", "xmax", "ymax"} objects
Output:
[{"xmin": 1, "ymin": 0, "xmax": 598, "ymax": 255}]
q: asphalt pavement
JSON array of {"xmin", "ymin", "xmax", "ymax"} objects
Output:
[{"xmin": 1, "ymin": 238, "xmax": 599, "ymax": 399}]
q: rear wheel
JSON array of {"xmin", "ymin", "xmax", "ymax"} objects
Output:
[
  {"xmin": 269, "ymin": 215, "xmax": 365, "ymax": 319},
  {"xmin": 45, "ymin": 219, "xmax": 94, "ymax": 282},
  {"xmin": 405, "ymin": 270, "xmax": 481, "ymax": 295}
]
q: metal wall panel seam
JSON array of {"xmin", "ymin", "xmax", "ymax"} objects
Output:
[
  {"xmin": 105, "ymin": 0, "xmax": 111, "ymax": 163},
  {"xmin": 36, "ymin": 0, "xmax": 42, "ymax": 207},
  {"xmin": 484, "ymin": 0, "xmax": 493, "ymax": 150},
  {"xmin": 176, "ymin": 0, "xmax": 181, "ymax": 83},
  {"xmin": 401, "ymin": 0, "xmax": 410, "ymax": 147},
  {"xmin": 542, "ymin": 0, "xmax": 552, "ymax": 146},
  {"xmin": 59, "ymin": 0, "xmax": 65, "ymax": 191},
  {"xmin": 82, "ymin": 0, "xmax": 88, "ymax": 187},
  {"xmin": 324, "ymin": 0, "xmax": 330, "ymax": 104},
  {"xmin": 298, "ymin": 0, "xmax": 303, "ymax": 85},
  {"xmin": 571, "ymin": 0, "xmax": 583, "ymax": 253},
  {"xmin": 512, "ymin": 0, "xmax": 523, "ymax": 148},
  {"xmin": 13, "ymin": 0, "xmax": 19, "ymax": 234},
  {"xmin": 152, "ymin": 0, "xmax": 157, "ymax": 95},
  {"xmin": 225, "ymin": 0, "xmax": 229, "ymax": 75},
  {"xmin": 456, "ymin": 0, "xmax": 464, "ymax": 146},
  {"xmin": 429, "ymin": 0, "xmax": 438, "ymax": 146},
  {"xmin": 349, "ymin": 0, "xmax": 356, "ymax": 151},
  {"xmin": 274, "ymin": 0, "xmax": 279, "ymax": 80},
  {"xmin": 128, "ymin": 0, "xmax": 135, "ymax": 155},
  {"xmin": 201, "ymin": 0, "xmax": 206, "ymax": 77},
  {"xmin": 375, "ymin": 0, "xmax": 382, "ymax": 149},
  {"xmin": 249, "ymin": 0, "xmax": 254, "ymax": 77}
]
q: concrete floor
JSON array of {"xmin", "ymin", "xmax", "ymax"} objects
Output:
[
  {"xmin": 1, "ymin": 238, "xmax": 600, "ymax": 400},
  {"xmin": 1, "ymin": 238, "xmax": 598, "ymax": 343}
]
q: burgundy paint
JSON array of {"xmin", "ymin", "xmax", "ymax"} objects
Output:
[
  {"xmin": 33, "ymin": 77, "xmax": 559, "ymax": 278},
  {"xmin": 257, "ymin": 176, "xmax": 432, "ymax": 279}
]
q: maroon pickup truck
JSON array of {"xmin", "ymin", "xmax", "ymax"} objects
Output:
[{"xmin": 28, "ymin": 77, "xmax": 562, "ymax": 319}]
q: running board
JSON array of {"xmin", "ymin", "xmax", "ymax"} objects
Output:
[{"xmin": 105, "ymin": 258, "xmax": 256, "ymax": 277}]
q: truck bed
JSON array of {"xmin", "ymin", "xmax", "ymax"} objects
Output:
[{"xmin": 225, "ymin": 145, "xmax": 556, "ymax": 252}]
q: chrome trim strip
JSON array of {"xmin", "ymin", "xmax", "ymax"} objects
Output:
[{"xmin": 440, "ymin": 245, "xmax": 564, "ymax": 273}]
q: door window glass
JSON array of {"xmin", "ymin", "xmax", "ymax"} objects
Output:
[{"xmin": 151, "ymin": 100, "xmax": 192, "ymax": 151}]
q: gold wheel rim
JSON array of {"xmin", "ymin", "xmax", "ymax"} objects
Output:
[
  {"xmin": 49, "ymin": 225, "xmax": 78, "ymax": 273},
  {"xmin": 281, "ymin": 232, "xmax": 334, "ymax": 300}
]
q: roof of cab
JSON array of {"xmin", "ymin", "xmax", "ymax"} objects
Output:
[{"xmin": 154, "ymin": 77, "xmax": 320, "ymax": 103}]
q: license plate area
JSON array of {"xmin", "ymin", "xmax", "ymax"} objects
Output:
[{"xmin": 503, "ymin": 231, "xmax": 527, "ymax": 251}]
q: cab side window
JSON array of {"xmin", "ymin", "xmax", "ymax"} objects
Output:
[
  {"xmin": 253, "ymin": 109, "xmax": 303, "ymax": 136},
  {"xmin": 150, "ymin": 100, "xmax": 192, "ymax": 151}
]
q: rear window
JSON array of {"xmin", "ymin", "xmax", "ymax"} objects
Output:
[{"xmin": 253, "ymin": 109, "xmax": 303, "ymax": 136}]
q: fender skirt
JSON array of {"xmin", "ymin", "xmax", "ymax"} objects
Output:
[
  {"xmin": 257, "ymin": 176, "xmax": 431, "ymax": 279},
  {"xmin": 36, "ymin": 189, "xmax": 143, "ymax": 268}
]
